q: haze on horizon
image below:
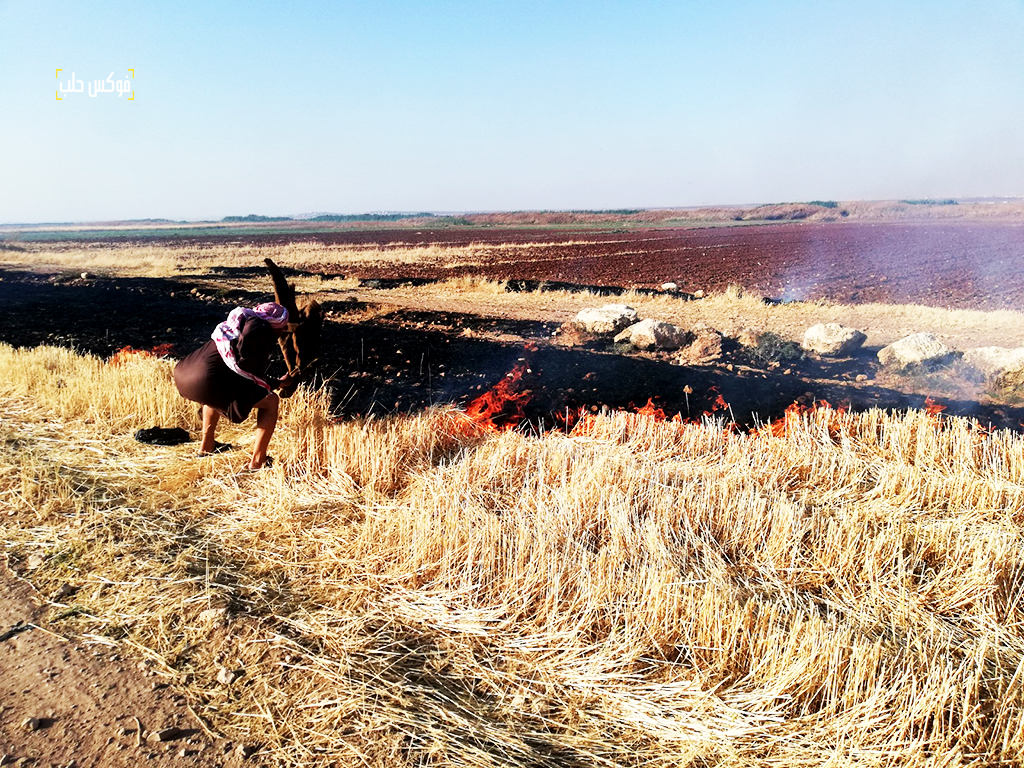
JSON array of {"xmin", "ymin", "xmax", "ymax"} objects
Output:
[{"xmin": 1, "ymin": 0, "xmax": 1023, "ymax": 225}]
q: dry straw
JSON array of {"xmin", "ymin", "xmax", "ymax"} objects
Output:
[{"xmin": 2, "ymin": 342, "xmax": 1024, "ymax": 767}]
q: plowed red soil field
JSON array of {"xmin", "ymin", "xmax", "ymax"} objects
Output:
[{"xmin": 206, "ymin": 220, "xmax": 1024, "ymax": 311}]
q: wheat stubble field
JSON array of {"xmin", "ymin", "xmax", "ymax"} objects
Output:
[{"xmin": 2, "ymin": 215, "xmax": 1024, "ymax": 767}]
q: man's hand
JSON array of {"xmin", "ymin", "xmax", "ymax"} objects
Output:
[{"xmin": 277, "ymin": 369, "xmax": 300, "ymax": 391}]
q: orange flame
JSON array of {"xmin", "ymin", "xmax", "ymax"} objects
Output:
[
  {"xmin": 702, "ymin": 386, "xmax": 732, "ymax": 420},
  {"xmin": 461, "ymin": 361, "xmax": 533, "ymax": 432},
  {"xmin": 761, "ymin": 398, "xmax": 849, "ymax": 438},
  {"xmin": 109, "ymin": 343, "xmax": 174, "ymax": 366},
  {"xmin": 634, "ymin": 397, "xmax": 667, "ymax": 420},
  {"xmin": 924, "ymin": 396, "xmax": 946, "ymax": 418}
]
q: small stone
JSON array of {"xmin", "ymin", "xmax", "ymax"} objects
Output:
[
  {"xmin": 856, "ymin": 374, "xmax": 868, "ymax": 382},
  {"xmin": 80, "ymin": 272, "xmax": 89, "ymax": 280},
  {"xmin": 693, "ymin": 289, "xmax": 705, "ymax": 298},
  {"xmin": 147, "ymin": 727, "xmax": 182, "ymax": 743},
  {"xmin": 26, "ymin": 554, "xmax": 43, "ymax": 570},
  {"xmin": 216, "ymin": 667, "xmax": 244, "ymax": 685},
  {"xmin": 660, "ymin": 282, "xmax": 678, "ymax": 292},
  {"xmin": 22, "ymin": 717, "xmax": 41, "ymax": 731}
]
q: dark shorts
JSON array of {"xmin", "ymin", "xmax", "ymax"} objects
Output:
[{"xmin": 173, "ymin": 341, "xmax": 270, "ymax": 423}]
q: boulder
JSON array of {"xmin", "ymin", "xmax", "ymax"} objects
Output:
[
  {"xmin": 802, "ymin": 323, "xmax": 866, "ymax": 357},
  {"xmin": 660, "ymin": 282, "xmax": 679, "ymax": 292},
  {"xmin": 614, "ymin": 319, "xmax": 690, "ymax": 350},
  {"xmin": 962, "ymin": 346, "xmax": 1024, "ymax": 377},
  {"xmin": 877, "ymin": 332, "xmax": 955, "ymax": 370},
  {"xmin": 737, "ymin": 327, "xmax": 764, "ymax": 348},
  {"xmin": 963, "ymin": 347, "xmax": 1024, "ymax": 393},
  {"xmin": 573, "ymin": 304, "xmax": 639, "ymax": 336},
  {"xmin": 674, "ymin": 329, "xmax": 723, "ymax": 365}
]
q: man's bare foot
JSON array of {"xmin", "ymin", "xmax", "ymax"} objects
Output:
[{"xmin": 197, "ymin": 441, "xmax": 233, "ymax": 456}]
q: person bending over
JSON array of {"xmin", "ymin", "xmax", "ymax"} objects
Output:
[{"xmin": 174, "ymin": 302, "xmax": 297, "ymax": 470}]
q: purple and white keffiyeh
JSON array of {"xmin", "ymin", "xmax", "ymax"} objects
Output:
[{"xmin": 211, "ymin": 303, "xmax": 289, "ymax": 392}]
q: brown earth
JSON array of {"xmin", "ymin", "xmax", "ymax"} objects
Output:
[
  {"xmin": 339, "ymin": 220, "xmax": 1024, "ymax": 312},
  {"xmin": 20, "ymin": 219, "xmax": 1023, "ymax": 310},
  {"xmin": 2, "ymin": 220, "xmax": 1024, "ymax": 766},
  {"xmin": 0, "ymin": 568, "xmax": 246, "ymax": 767}
]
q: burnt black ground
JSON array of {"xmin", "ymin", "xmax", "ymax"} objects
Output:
[{"xmin": 2, "ymin": 266, "xmax": 1023, "ymax": 433}]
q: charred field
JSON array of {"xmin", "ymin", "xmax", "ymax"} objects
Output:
[{"xmin": 2, "ymin": 218, "xmax": 1024, "ymax": 432}]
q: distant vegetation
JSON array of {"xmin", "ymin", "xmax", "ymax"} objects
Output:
[
  {"xmin": 222, "ymin": 213, "xmax": 438, "ymax": 223},
  {"xmin": 221, "ymin": 214, "xmax": 293, "ymax": 222},
  {"xmin": 807, "ymin": 200, "xmax": 839, "ymax": 208},
  {"xmin": 309, "ymin": 213, "xmax": 437, "ymax": 222},
  {"xmin": 899, "ymin": 199, "xmax": 959, "ymax": 206},
  {"xmin": 550, "ymin": 209, "xmax": 643, "ymax": 215}
]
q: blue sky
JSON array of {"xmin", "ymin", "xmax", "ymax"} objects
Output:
[{"xmin": 1, "ymin": 0, "xmax": 1023, "ymax": 222}]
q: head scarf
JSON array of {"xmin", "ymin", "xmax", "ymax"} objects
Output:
[{"xmin": 211, "ymin": 303, "xmax": 289, "ymax": 391}]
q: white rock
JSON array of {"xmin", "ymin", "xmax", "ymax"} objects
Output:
[
  {"xmin": 613, "ymin": 319, "xmax": 690, "ymax": 350},
  {"xmin": 573, "ymin": 304, "xmax": 639, "ymax": 336},
  {"xmin": 962, "ymin": 347, "xmax": 1024, "ymax": 377},
  {"xmin": 802, "ymin": 323, "xmax": 867, "ymax": 357},
  {"xmin": 878, "ymin": 332, "xmax": 955, "ymax": 370},
  {"xmin": 660, "ymin": 282, "xmax": 678, "ymax": 292},
  {"xmin": 963, "ymin": 346, "xmax": 1024, "ymax": 392}
]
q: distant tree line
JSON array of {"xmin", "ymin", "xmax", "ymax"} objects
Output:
[
  {"xmin": 221, "ymin": 213, "xmax": 438, "ymax": 223},
  {"xmin": 221, "ymin": 215, "xmax": 293, "ymax": 222},
  {"xmin": 308, "ymin": 213, "xmax": 437, "ymax": 222}
]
